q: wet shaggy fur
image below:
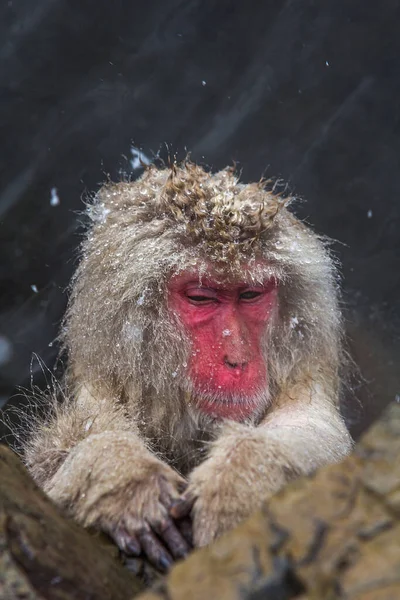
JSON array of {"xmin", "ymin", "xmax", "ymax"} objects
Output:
[{"xmin": 22, "ymin": 161, "xmax": 353, "ymax": 549}]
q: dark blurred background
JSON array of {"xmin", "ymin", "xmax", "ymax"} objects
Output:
[{"xmin": 1, "ymin": 0, "xmax": 399, "ymax": 440}]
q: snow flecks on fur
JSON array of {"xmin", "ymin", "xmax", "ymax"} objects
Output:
[{"xmin": 18, "ymin": 161, "xmax": 345, "ymax": 475}]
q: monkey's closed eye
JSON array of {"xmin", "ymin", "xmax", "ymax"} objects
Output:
[
  {"xmin": 239, "ymin": 291, "xmax": 263, "ymax": 301},
  {"xmin": 186, "ymin": 295, "xmax": 216, "ymax": 304}
]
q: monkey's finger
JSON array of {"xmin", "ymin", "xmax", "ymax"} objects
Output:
[
  {"xmin": 138, "ymin": 528, "xmax": 173, "ymax": 573},
  {"xmin": 177, "ymin": 479, "xmax": 188, "ymax": 494},
  {"xmin": 169, "ymin": 495, "xmax": 195, "ymax": 519},
  {"xmin": 111, "ymin": 528, "xmax": 141, "ymax": 556},
  {"xmin": 177, "ymin": 517, "xmax": 193, "ymax": 546},
  {"xmin": 154, "ymin": 517, "xmax": 191, "ymax": 559},
  {"xmin": 158, "ymin": 475, "xmax": 187, "ymax": 507}
]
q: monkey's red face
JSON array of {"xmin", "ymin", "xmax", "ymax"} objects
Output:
[{"xmin": 168, "ymin": 269, "xmax": 278, "ymax": 420}]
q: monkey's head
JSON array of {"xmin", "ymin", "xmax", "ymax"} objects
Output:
[{"xmin": 64, "ymin": 162, "xmax": 341, "ymax": 425}]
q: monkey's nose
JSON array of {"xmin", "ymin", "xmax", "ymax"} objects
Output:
[{"xmin": 224, "ymin": 357, "xmax": 247, "ymax": 370}]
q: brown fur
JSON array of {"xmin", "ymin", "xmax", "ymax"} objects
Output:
[{"xmin": 22, "ymin": 161, "xmax": 353, "ymax": 550}]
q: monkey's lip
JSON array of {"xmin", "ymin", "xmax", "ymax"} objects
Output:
[
  {"xmin": 193, "ymin": 385, "xmax": 262, "ymax": 420},
  {"xmin": 191, "ymin": 365, "xmax": 267, "ymax": 419}
]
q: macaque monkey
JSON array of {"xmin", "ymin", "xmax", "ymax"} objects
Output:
[{"xmin": 23, "ymin": 162, "xmax": 353, "ymax": 572}]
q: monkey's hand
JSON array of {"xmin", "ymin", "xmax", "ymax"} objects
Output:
[
  {"xmin": 170, "ymin": 422, "xmax": 297, "ymax": 547},
  {"xmin": 172, "ymin": 396, "xmax": 352, "ymax": 548},
  {"xmin": 45, "ymin": 431, "xmax": 191, "ymax": 571}
]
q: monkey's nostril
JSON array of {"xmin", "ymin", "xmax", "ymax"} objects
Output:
[{"xmin": 224, "ymin": 358, "xmax": 247, "ymax": 370}]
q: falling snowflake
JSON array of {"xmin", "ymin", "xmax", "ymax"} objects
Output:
[
  {"xmin": 130, "ymin": 147, "xmax": 151, "ymax": 170},
  {"xmin": 50, "ymin": 187, "xmax": 60, "ymax": 206}
]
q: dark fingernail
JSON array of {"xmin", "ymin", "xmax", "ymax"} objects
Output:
[
  {"xmin": 177, "ymin": 548, "xmax": 189, "ymax": 559},
  {"xmin": 126, "ymin": 540, "xmax": 141, "ymax": 555},
  {"xmin": 179, "ymin": 524, "xmax": 193, "ymax": 547},
  {"xmin": 159, "ymin": 556, "xmax": 173, "ymax": 571}
]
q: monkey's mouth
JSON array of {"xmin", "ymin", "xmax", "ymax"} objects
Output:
[
  {"xmin": 184, "ymin": 362, "xmax": 269, "ymax": 421},
  {"xmin": 192, "ymin": 386, "xmax": 268, "ymax": 421}
]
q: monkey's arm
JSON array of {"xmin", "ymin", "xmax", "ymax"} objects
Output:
[
  {"xmin": 174, "ymin": 381, "xmax": 353, "ymax": 547},
  {"xmin": 25, "ymin": 385, "xmax": 190, "ymax": 570}
]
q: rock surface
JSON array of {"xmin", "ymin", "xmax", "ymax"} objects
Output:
[
  {"xmin": 139, "ymin": 402, "xmax": 400, "ymax": 600},
  {"xmin": 1, "ymin": 403, "xmax": 399, "ymax": 600},
  {"xmin": 0, "ymin": 446, "xmax": 143, "ymax": 600}
]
